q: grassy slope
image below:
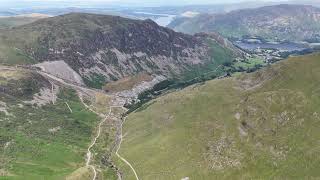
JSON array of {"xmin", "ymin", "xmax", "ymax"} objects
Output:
[
  {"xmin": 116, "ymin": 53, "xmax": 320, "ymax": 179},
  {"xmin": 0, "ymin": 39, "xmax": 36, "ymax": 65},
  {"xmin": 0, "ymin": 16, "xmax": 45, "ymax": 29},
  {"xmin": 0, "ymin": 69, "xmax": 104, "ymax": 179}
]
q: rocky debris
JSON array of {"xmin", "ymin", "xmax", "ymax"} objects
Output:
[
  {"xmin": 0, "ymin": 101, "xmax": 12, "ymax": 117},
  {"xmin": 270, "ymin": 145, "xmax": 290, "ymax": 161},
  {"xmin": 110, "ymin": 96, "xmax": 127, "ymax": 108},
  {"xmin": 48, "ymin": 126, "xmax": 61, "ymax": 133},
  {"xmin": 238, "ymin": 126, "xmax": 248, "ymax": 137},
  {"xmin": 234, "ymin": 112, "xmax": 241, "ymax": 120},
  {"xmin": 112, "ymin": 75, "xmax": 166, "ymax": 106},
  {"xmin": 35, "ymin": 61, "xmax": 84, "ymax": 85},
  {"xmin": 24, "ymin": 85, "xmax": 59, "ymax": 107},
  {"xmin": 205, "ymin": 136, "xmax": 243, "ymax": 170},
  {"xmin": 313, "ymin": 112, "xmax": 320, "ymax": 120},
  {"xmin": 3, "ymin": 141, "xmax": 11, "ymax": 150}
]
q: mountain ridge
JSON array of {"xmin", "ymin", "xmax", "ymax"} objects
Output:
[
  {"xmin": 168, "ymin": 4, "xmax": 320, "ymax": 41},
  {"xmin": 0, "ymin": 12, "xmax": 245, "ymax": 88}
]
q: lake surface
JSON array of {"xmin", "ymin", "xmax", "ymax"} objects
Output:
[
  {"xmin": 134, "ymin": 11, "xmax": 176, "ymax": 27},
  {"xmin": 234, "ymin": 42, "xmax": 308, "ymax": 51}
]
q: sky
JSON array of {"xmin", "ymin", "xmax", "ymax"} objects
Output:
[{"xmin": 1, "ymin": 0, "xmax": 291, "ymax": 8}]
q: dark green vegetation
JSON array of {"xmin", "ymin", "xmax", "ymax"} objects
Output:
[
  {"xmin": 0, "ymin": 69, "xmax": 103, "ymax": 179},
  {"xmin": 83, "ymin": 73, "xmax": 107, "ymax": 89},
  {"xmin": 0, "ymin": 13, "xmax": 246, "ymax": 89},
  {"xmin": 116, "ymin": 53, "xmax": 320, "ymax": 179},
  {"xmin": 169, "ymin": 4, "xmax": 320, "ymax": 42}
]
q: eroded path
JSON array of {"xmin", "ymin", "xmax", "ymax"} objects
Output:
[
  {"xmin": 80, "ymin": 92, "xmax": 139, "ymax": 180},
  {"xmin": 85, "ymin": 107, "xmax": 112, "ymax": 180},
  {"xmin": 78, "ymin": 93, "xmax": 113, "ymax": 180}
]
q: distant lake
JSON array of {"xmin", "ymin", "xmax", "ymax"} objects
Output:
[
  {"xmin": 134, "ymin": 12, "xmax": 176, "ymax": 27},
  {"xmin": 234, "ymin": 42, "xmax": 308, "ymax": 51}
]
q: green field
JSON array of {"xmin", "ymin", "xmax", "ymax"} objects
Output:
[
  {"xmin": 232, "ymin": 56, "xmax": 266, "ymax": 71},
  {"xmin": 116, "ymin": 53, "xmax": 320, "ymax": 179}
]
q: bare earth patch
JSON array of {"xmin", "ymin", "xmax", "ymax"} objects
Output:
[{"xmin": 104, "ymin": 73, "xmax": 153, "ymax": 93}]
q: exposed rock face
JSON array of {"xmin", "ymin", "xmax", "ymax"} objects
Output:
[{"xmin": 169, "ymin": 4, "xmax": 320, "ymax": 41}]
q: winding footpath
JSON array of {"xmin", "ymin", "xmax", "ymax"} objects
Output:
[
  {"xmin": 78, "ymin": 93, "xmax": 108, "ymax": 180},
  {"xmin": 80, "ymin": 95, "xmax": 139, "ymax": 180},
  {"xmin": 85, "ymin": 107, "xmax": 112, "ymax": 180},
  {"xmin": 1, "ymin": 65, "xmax": 140, "ymax": 180}
]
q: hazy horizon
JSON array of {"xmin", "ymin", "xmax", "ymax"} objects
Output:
[{"xmin": 1, "ymin": 0, "xmax": 295, "ymax": 8}]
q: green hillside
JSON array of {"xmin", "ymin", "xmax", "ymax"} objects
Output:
[
  {"xmin": 116, "ymin": 53, "xmax": 320, "ymax": 179},
  {"xmin": 0, "ymin": 68, "xmax": 115, "ymax": 179}
]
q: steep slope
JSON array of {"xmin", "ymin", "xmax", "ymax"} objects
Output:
[
  {"xmin": 169, "ymin": 4, "xmax": 320, "ymax": 41},
  {"xmin": 116, "ymin": 53, "xmax": 320, "ymax": 179},
  {"xmin": 0, "ymin": 13, "xmax": 245, "ymax": 88}
]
